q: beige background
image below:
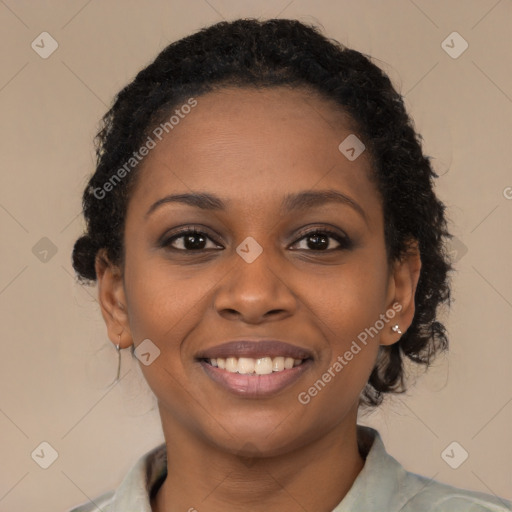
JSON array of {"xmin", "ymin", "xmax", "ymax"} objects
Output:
[{"xmin": 0, "ymin": 1, "xmax": 511, "ymax": 511}]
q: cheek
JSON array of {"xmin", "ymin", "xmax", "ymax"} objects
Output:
[
  {"xmin": 295, "ymin": 263, "xmax": 388, "ymax": 420},
  {"xmin": 122, "ymin": 263, "xmax": 203, "ymax": 419},
  {"xmin": 301, "ymin": 247, "xmax": 390, "ymax": 398},
  {"xmin": 123, "ymin": 243, "xmax": 206, "ymax": 342},
  {"xmin": 122, "ymin": 251, "xmax": 222, "ymax": 385}
]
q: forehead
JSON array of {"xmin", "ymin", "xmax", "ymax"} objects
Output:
[{"xmin": 128, "ymin": 86, "xmax": 379, "ymax": 221}]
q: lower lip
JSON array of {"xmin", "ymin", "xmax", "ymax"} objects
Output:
[{"xmin": 199, "ymin": 359, "xmax": 312, "ymax": 398}]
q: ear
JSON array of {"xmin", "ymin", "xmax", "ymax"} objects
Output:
[
  {"xmin": 95, "ymin": 249, "xmax": 133, "ymax": 349},
  {"xmin": 380, "ymin": 239, "xmax": 422, "ymax": 346}
]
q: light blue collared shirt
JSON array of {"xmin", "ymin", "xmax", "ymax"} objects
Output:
[{"xmin": 68, "ymin": 426, "xmax": 511, "ymax": 511}]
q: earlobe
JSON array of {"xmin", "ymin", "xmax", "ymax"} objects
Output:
[
  {"xmin": 380, "ymin": 240, "xmax": 422, "ymax": 346},
  {"xmin": 95, "ymin": 249, "xmax": 132, "ymax": 349}
]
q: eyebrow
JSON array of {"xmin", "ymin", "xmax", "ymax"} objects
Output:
[{"xmin": 145, "ymin": 189, "xmax": 368, "ymax": 224}]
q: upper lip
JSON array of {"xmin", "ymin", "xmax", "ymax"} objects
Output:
[{"xmin": 195, "ymin": 339, "xmax": 314, "ymax": 360}]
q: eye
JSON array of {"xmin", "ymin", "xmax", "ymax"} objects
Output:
[
  {"xmin": 291, "ymin": 228, "xmax": 352, "ymax": 251},
  {"xmin": 161, "ymin": 227, "xmax": 223, "ymax": 252},
  {"xmin": 160, "ymin": 226, "xmax": 352, "ymax": 253}
]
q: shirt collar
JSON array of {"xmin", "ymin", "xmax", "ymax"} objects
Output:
[
  {"xmin": 110, "ymin": 441, "xmax": 167, "ymax": 512},
  {"xmin": 333, "ymin": 425, "xmax": 407, "ymax": 511}
]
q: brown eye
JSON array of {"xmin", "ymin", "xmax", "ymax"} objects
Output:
[
  {"xmin": 292, "ymin": 229, "xmax": 353, "ymax": 251},
  {"xmin": 162, "ymin": 228, "xmax": 223, "ymax": 251}
]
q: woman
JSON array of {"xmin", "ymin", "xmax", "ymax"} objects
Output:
[{"xmin": 69, "ymin": 18, "xmax": 511, "ymax": 512}]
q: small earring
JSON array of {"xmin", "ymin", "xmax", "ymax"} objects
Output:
[
  {"xmin": 115, "ymin": 333, "xmax": 121, "ymax": 382},
  {"xmin": 392, "ymin": 324, "xmax": 402, "ymax": 335}
]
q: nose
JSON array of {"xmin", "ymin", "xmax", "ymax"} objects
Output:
[{"xmin": 213, "ymin": 246, "xmax": 298, "ymax": 324}]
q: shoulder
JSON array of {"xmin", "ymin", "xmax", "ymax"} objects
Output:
[
  {"xmin": 65, "ymin": 442, "xmax": 167, "ymax": 512},
  {"xmin": 340, "ymin": 426, "xmax": 511, "ymax": 512},
  {"xmin": 398, "ymin": 471, "xmax": 512, "ymax": 512},
  {"xmin": 66, "ymin": 489, "xmax": 115, "ymax": 512}
]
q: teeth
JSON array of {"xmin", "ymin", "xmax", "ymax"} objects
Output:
[
  {"xmin": 207, "ymin": 356, "xmax": 306, "ymax": 374},
  {"xmin": 226, "ymin": 357, "xmax": 238, "ymax": 373},
  {"xmin": 255, "ymin": 357, "xmax": 273, "ymax": 375},
  {"xmin": 272, "ymin": 356, "xmax": 284, "ymax": 372},
  {"xmin": 238, "ymin": 357, "xmax": 255, "ymax": 374}
]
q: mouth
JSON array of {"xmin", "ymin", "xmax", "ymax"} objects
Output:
[{"xmin": 196, "ymin": 339, "xmax": 314, "ymax": 397}]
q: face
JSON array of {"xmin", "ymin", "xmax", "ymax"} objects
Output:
[{"xmin": 98, "ymin": 86, "xmax": 418, "ymax": 457}]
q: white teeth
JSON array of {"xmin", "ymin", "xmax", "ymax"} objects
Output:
[
  {"xmin": 237, "ymin": 357, "xmax": 255, "ymax": 374},
  {"xmin": 226, "ymin": 357, "xmax": 238, "ymax": 373},
  {"xmin": 255, "ymin": 357, "xmax": 273, "ymax": 375},
  {"xmin": 208, "ymin": 355, "xmax": 306, "ymax": 374},
  {"xmin": 284, "ymin": 357, "xmax": 294, "ymax": 369},
  {"xmin": 272, "ymin": 356, "xmax": 284, "ymax": 372}
]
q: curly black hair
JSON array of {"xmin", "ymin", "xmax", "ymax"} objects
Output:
[{"xmin": 72, "ymin": 18, "xmax": 452, "ymax": 407}]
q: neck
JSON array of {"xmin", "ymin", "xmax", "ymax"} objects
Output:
[{"xmin": 151, "ymin": 407, "xmax": 366, "ymax": 512}]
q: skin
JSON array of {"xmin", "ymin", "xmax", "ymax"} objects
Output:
[{"xmin": 95, "ymin": 86, "xmax": 421, "ymax": 512}]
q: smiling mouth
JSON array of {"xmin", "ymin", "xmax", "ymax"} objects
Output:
[
  {"xmin": 199, "ymin": 356, "xmax": 313, "ymax": 397},
  {"xmin": 202, "ymin": 356, "xmax": 309, "ymax": 375},
  {"xmin": 196, "ymin": 339, "xmax": 314, "ymax": 396}
]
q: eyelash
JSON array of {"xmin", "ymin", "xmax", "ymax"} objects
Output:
[{"xmin": 160, "ymin": 226, "xmax": 352, "ymax": 253}]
